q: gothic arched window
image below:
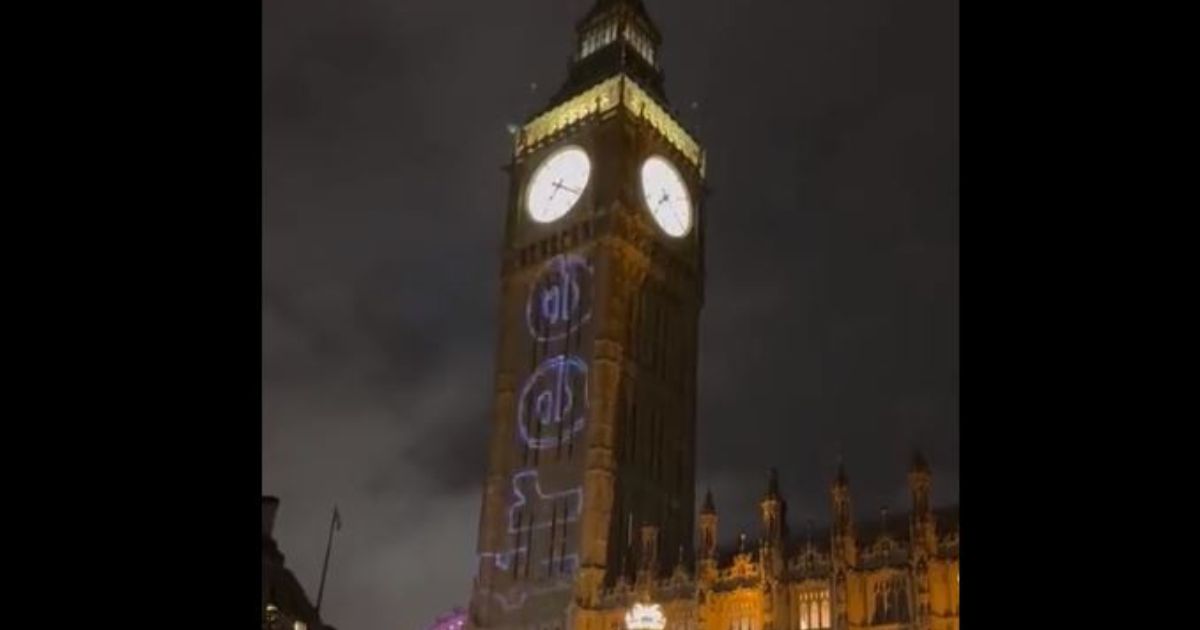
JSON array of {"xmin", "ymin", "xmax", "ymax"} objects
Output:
[
  {"xmin": 897, "ymin": 581, "xmax": 910, "ymax": 621},
  {"xmin": 872, "ymin": 587, "xmax": 885, "ymax": 625}
]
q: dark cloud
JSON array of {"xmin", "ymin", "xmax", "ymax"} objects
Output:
[{"xmin": 263, "ymin": 1, "xmax": 957, "ymax": 628}]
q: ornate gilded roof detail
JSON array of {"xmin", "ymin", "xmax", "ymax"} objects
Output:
[{"xmin": 516, "ymin": 75, "xmax": 705, "ymax": 175}]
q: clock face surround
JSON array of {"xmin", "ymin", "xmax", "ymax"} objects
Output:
[
  {"xmin": 639, "ymin": 155, "xmax": 693, "ymax": 238},
  {"xmin": 526, "ymin": 145, "xmax": 592, "ymax": 224}
]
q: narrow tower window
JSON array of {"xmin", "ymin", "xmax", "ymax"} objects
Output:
[
  {"xmin": 580, "ymin": 20, "xmax": 619, "ymax": 59},
  {"xmin": 623, "ymin": 24, "xmax": 655, "ymax": 65}
]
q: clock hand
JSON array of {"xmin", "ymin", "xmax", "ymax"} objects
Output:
[
  {"xmin": 666, "ymin": 206, "xmax": 682, "ymax": 232},
  {"xmin": 552, "ymin": 181, "xmax": 581, "ymax": 196},
  {"xmin": 674, "ymin": 206, "xmax": 688, "ymax": 231}
]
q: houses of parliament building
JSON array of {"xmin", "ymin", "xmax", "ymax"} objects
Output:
[{"xmin": 465, "ymin": 2, "xmax": 959, "ymax": 630}]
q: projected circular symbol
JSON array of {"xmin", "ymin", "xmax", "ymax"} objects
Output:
[
  {"xmin": 517, "ymin": 355, "xmax": 588, "ymax": 450},
  {"xmin": 526, "ymin": 254, "xmax": 593, "ymax": 341}
]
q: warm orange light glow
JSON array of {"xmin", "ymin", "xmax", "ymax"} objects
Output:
[{"xmin": 625, "ymin": 603, "xmax": 667, "ymax": 630}]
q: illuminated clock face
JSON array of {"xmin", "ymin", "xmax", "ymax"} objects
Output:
[
  {"xmin": 640, "ymin": 155, "xmax": 692, "ymax": 237},
  {"xmin": 526, "ymin": 146, "xmax": 591, "ymax": 223}
]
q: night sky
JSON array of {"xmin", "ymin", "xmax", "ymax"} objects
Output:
[{"xmin": 262, "ymin": 0, "xmax": 958, "ymax": 628}]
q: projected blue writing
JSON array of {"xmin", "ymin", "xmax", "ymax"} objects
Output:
[
  {"xmin": 517, "ymin": 355, "xmax": 588, "ymax": 450},
  {"xmin": 526, "ymin": 254, "xmax": 592, "ymax": 341}
]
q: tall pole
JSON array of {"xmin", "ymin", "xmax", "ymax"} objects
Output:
[{"xmin": 315, "ymin": 506, "xmax": 339, "ymax": 615}]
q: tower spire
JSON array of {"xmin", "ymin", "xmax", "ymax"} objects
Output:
[
  {"xmin": 582, "ymin": 0, "xmax": 657, "ymax": 32},
  {"xmin": 760, "ymin": 468, "xmax": 787, "ymax": 540},
  {"xmin": 909, "ymin": 449, "xmax": 933, "ymax": 520},
  {"xmin": 908, "ymin": 450, "xmax": 937, "ymax": 630},
  {"xmin": 765, "ymin": 467, "xmax": 781, "ymax": 499},
  {"xmin": 830, "ymin": 460, "xmax": 857, "ymax": 567},
  {"xmin": 698, "ymin": 487, "xmax": 719, "ymax": 587},
  {"xmin": 911, "ymin": 448, "xmax": 930, "ymax": 474},
  {"xmin": 909, "ymin": 448, "xmax": 938, "ymax": 554},
  {"xmin": 830, "ymin": 460, "xmax": 856, "ymax": 630},
  {"xmin": 552, "ymin": 0, "xmax": 666, "ymax": 107},
  {"xmin": 760, "ymin": 467, "xmax": 786, "ymax": 579}
]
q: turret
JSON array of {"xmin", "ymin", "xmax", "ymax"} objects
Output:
[
  {"xmin": 759, "ymin": 468, "xmax": 787, "ymax": 578},
  {"xmin": 830, "ymin": 462, "xmax": 857, "ymax": 567},
  {"xmin": 830, "ymin": 461, "xmax": 857, "ymax": 630},
  {"xmin": 760, "ymin": 468, "xmax": 787, "ymax": 541},
  {"xmin": 699, "ymin": 488, "xmax": 718, "ymax": 560},
  {"xmin": 697, "ymin": 489, "xmax": 718, "ymax": 585},
  {"xmin": 909, "ymin": 450, "xmax": 936, "ymax": 630},
  {"xmin": 908, "ymin": 450, "xmax": 937, "ymax": 555}
]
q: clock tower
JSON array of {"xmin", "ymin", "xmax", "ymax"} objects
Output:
[{"xmin": 468, "ymin": 1, "xmax": 706, "ymax": 628}]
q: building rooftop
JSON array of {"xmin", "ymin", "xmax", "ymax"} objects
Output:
[{"xmin": 712, "ymin": 505, "xmax": 959, "ymax": 565}]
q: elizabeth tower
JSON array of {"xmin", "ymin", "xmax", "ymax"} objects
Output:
[{"xmin": 468, "ymin": 1, "xmax": 706, "ymax": 628}]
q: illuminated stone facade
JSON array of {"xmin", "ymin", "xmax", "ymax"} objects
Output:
[
  {"xmin": 566, "ymin": 457, "xmax": 959, "ymax": 630},
  {"xmin": 469, "ymin": 1, "xmax": 704, "ymax": 628},
  {"xmin": 467, "ymin": 3, "xmax": 957, "ymax": 630}
]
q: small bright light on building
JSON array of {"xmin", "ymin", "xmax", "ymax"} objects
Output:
[
  {"xmin": 428, "ymin": 607, "xmax": 468, "ymax": 630},
  {"xmin": 293, "ymin": 622, "xmax": 307, "ymax": 630},
  {"xmin": 625, "ymin": 603, "xmax": 667, "ymax": 630}
]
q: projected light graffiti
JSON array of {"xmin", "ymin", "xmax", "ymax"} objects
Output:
[
  {"xmin": 480, "ymin": 550, "xmax": 581, "ymax": 577},
  {"xmin": 526, "ymin": 254, "xmax": 593, "ymax": 341},
  {"xmin": 485, "ymin": 573, "xmax": 578, "ymax": 611},
  {"xmin": 480, "ymin": 470, "xmax": 584, "ymax": 577},
  {"xmin": 491, "ymin": 587, "xmax": 529, "ymax": 610},
  {"xmin": 478, "ymin": 254, "xmax": 593, "ymax": 615},
  {"xmin": 478, "ymin": 557, "xmax": 579, "ymax": 615},
  {"xmin": 480, "ymin": 547, "xmax": 527, "ymax": 572},
  {"xmin": 505, "ymin": 469, "xmax": 583, "ymax": 533},
  {"xmin": 517, "ymin": 355, "xmax": 588, "ymax": 450},
  {"xmin": 480, "ymin": 468, "xmax": 588, "ymax": 607}
]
